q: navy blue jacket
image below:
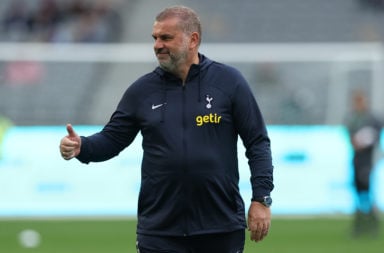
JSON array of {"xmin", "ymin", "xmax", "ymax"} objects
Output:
[{"xmin": 77, "ymin": 54, "xmax": 274, "ymax": 236}]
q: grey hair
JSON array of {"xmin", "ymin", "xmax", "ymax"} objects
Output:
[{"xmin": 156, "ymin": 5, "xmax": 202, "ymax": 45}]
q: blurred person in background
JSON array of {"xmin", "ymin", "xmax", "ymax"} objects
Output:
[
  {"xmin": 1, "ymin": 0, "xmax": 31, "ymax": 41},
  {"xmin": 28, "ymin": 0, "xmax": 64, "ymax": 42},
  {"xmin": 91, "ymin": 0, "xmax": 123, "ymax": 42},
  {"xmin": 1, "ymin": 0, "xmax": 122, "ymax": 43},
  {"xmin": 0, "ymin": 114, "xmax": 12, "ymax": 160},
  {"xmin": 52, "ymin": 0, "xmax": 122, "ymax": 43},
  {"xmin": 59, "ymin": 5, "xmax": 274, "ymax": 253},
  {"xmin": 345, "ymin": 90, "xmax": 382, "ymax": 238}
]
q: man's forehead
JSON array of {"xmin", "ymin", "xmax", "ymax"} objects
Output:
[{"xmin": 153, "ymin": 17, "xmax": 181, "ymax": 29}]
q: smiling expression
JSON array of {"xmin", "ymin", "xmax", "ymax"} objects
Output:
[{"xmin": 152, "ymin": 17, "xmax": 194, "ymax": 73}]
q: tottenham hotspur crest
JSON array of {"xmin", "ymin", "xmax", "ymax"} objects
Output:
[{"xmin": 205, "ymin": 94, "xmax": 213, "ymax": 109}]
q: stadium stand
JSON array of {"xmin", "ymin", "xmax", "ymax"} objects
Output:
[{"xmin": 0, "ymin": 0, "xmax": 384, "ymax": 125}]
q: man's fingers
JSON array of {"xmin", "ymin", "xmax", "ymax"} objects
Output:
[
  {"xmin": 248, "ymin": 220, "xmax": 270, "ymax": 242},
  {"xmin": 66, "ymin": 123, "xmax": 77, "ymax": 137},
  {"xmin": 60, "ymin": 135, "xmax": 79, "ymax": 149},
  {"xmin": 251, "ymin": 229, "xmax": 261, "ymax": 242},
  {"xmin": 60, "ymin": 135, "xmax": 80, "ymax": 160},
  {"xmin": 60, "ymin": 140, "xmax": 78, "ymax": 160},
  {"xmin": 250, "ymin": 228, "xmax": 268, "ymax": 242},
  {"xmin": 60, "ymin": 141, "xmax": 78, "ymax": 151},
  {"xmin": 60, "ymin": 124, "xmax": 81, "ymax": 160},
  {"xmin": 61, "ymin": 151, "xmax": 75, "ymax": 160}
]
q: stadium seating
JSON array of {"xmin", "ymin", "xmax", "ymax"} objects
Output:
[{"xmin": 1, "ymin": 0, "xmax": 383, "ymax": 125}]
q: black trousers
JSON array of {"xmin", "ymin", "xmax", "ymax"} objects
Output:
[
  {"xmin": 353, "ymin": 148, "xmax": 374, "ymax": 192},
  {"xmin": 136, "ymin": 229, "xmax": 245, "ymax": 253}
]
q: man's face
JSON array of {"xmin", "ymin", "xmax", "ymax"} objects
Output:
[
  {"xmin": 152, "ymin": 17, "xmax": 191, "ymax": 72},
  {"xmin": 353, "ymin": 94, "xmax": 367, "ymax": 112}
]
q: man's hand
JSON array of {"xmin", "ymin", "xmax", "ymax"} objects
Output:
[
  {"xmin": 59, "ymin": 124, "xmax": 81, "ymax": 160},
  {"xmin": 248, "ymin": 201, "xmax": 271, "ymax": 242}
]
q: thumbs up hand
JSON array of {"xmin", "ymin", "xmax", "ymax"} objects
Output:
[{"xmin": 59, "ymin": 124, "xmax": 81, "ymax": 160}]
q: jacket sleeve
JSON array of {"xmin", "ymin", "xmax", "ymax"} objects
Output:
[
  {"xmin": 76, "ymin": 87, "xmax": 140, "ymax": 164},
  {"xmin": 232, "ymin": 74, "xmax": 274, "ymax": 200}
]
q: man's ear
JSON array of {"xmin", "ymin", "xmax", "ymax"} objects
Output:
[{"xmin": 190, "ymin": 32, "xmax": 200, "ymax": 49}]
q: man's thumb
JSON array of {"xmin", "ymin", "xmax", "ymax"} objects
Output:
[{"xmin": 66, "ymin": 124, "xmax": 77, "ymax": 137}]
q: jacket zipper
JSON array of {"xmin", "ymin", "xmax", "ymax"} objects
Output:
[{"xmin": 182, "ymin": 84, "xmax": 189, "ymax": 236}]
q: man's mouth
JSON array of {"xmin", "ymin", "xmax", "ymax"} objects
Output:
[{"xmin": 156, "ymin": 49, "xmax": 169, "ymax": 55}]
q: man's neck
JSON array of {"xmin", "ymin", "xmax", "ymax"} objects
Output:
[{"xmin": 179, "ymin": 53, "xmax": 200, "ymax": 84}]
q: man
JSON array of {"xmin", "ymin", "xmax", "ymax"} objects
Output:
[
  {"xmin": 0, "ymin": 114, "xmax": 12, "ymax": 160},
  {"xmin": 60, "ymin": 5, "xmax": 274, "ymax": 252},
  {"xmin": 345, "ymin": 90, "xmax": 382, "ymax": 237}
]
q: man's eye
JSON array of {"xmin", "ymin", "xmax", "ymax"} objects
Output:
[
  {"xmin": 161, "ymin": 35, "xmax": 172, "ymax": 41},
  {"xmin": 152, "ymin": 35, "xmax": 173, "ymax": 41}
]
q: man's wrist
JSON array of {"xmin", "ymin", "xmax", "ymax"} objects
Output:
[{"xmin": 252, "ymin": 196, "xmax": 272, "ymax": 207}]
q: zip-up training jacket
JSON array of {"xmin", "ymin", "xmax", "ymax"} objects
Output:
[{"xmin": 76, "ymin": 54, "xmax": 274, "ymax": 236}]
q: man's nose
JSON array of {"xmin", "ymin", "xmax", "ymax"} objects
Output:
[{"xmin": 154, "ymin": 39, "xmax": 164, "ymax": 50}]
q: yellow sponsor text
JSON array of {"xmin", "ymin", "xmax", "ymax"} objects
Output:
[{"xmin": 196, "ymin": 113, "xmax": 222, "ymax": 126}]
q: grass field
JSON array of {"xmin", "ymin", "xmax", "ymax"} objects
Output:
[{"xmin": 0, "ymin": 216, "xmax": 383, "ymax": 253}]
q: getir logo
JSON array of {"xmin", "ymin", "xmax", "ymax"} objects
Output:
[{"xmin": 196, "ymin": 113, "xmax": 222, "ymax": 126}]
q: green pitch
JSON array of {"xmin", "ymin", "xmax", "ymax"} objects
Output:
[{"xmin": 0, "ymin": 216, "xmax": 382, "ymax": 253}]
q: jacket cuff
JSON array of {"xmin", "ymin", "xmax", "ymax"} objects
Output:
[{"xmin": 75, "ymin": 136, "xmax": 90, "ymax": 164}]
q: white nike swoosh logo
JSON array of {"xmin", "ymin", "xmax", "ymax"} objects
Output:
[{"xmin": 152, "ymin": 103, "xmax": 166, "ymax": 110}]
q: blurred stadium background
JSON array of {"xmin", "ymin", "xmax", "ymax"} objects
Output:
[{"xmin": 1, "ymin": 0, "xmax": 384, "ymax": 252}]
